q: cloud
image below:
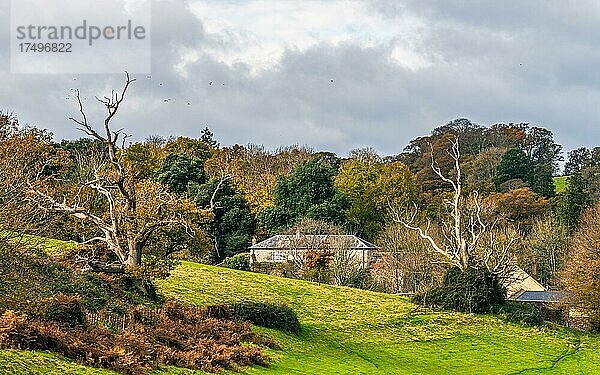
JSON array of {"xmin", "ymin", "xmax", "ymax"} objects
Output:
[
  {"xmin": 187, "ymin": 0, "xmax": 428, "ymax": 73},
  {"xmin": 1, "ymin": 0, "xmax": 600, "ymax": 160}
]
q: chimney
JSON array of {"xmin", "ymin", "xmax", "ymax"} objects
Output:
[{"xmin": 252, "ymin": 236, "xmax": 257, "ymax": 246}]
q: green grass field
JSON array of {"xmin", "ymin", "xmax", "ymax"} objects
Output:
[
  {"xmin": 554, "ymin": 176, "xmax": 569, "ymax": 194},
  {"xmin": 2, "ymin": 231, "xmax": 76, "ymax": 256},
  {"xmin": 2, "ymin": 262, "xmax": 600, "ymax": 374}
]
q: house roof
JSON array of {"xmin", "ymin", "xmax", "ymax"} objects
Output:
[
  {"xmin": 249, "ymin": 234, "xmax": 378, "ymax": 251},
  {"xmin": 504, "ymin": 266, "xmax": 546, "ymax": 298},
  {"xmin": 512, "ymin": 290, "xmax": 570, "ymax": 303}
]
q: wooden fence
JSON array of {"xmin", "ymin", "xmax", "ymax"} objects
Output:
[{"xmin": 85, "ymin": 307, "xmax": 165, "ymax": 331}]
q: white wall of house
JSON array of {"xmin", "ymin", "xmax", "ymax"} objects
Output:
[{"xmin": 251, "ymin": 249, "xmax": 374, "ymax": 269}]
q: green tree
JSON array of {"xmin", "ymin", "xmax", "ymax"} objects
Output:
[
  {"xmin": 190, "ymin": 178, "xmax": 256, "ymax": 261},
  {"xmin": 58, "ymin": 138, "xmax": 108, "ymax": 160},
  {"xmin": 200, "ymin": 126, "xmax": 219, "ymax": 148},
  {"xmin": 335, "ymin": 151, "xmax": 418, "ymax": 239},
  {"xmin": 558, "ymin": 170, "xmax": 589, "ymax": 232},
  {"xmin": 564, "ymin": 147, "xmax": 592, "ymax": 175},
  {"xmin": 495, "ymin": 148, "xmax": 532, "ymax": 189},
  {"xmin": 268, "ymin": 158, "xmax": 349, "ymax": 230},
  {"xmin": 156, "ymin": 153, "xmax": 206, "ymax": 195},
  {"xmin": 522, "ymin": 126, "xmax": 563, "ymax": 172},
  {"xmin": 258, "ymin": 206, "xmax": 291, "ymax": 235},
  {"xmin": 529, "ymin": 163, "xmax": 555, "ymax": 198},
  {"xmin": 156, "ymin": 136, "xmax": 214, "ymax": 195}
]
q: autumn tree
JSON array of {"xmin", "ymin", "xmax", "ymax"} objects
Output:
[
  {"xmin": 27, "ymin": 74, "xmax": 220, "ymax": 295},
  {"xmin": 205, "ymin": 144, "xmax": 312, "ymax": 214},
  {"xmin": 560, "ymin": 201, "xmax": 600, "ymax": 329},
  {"xmin": 487, "ymin": 187, "xmax": 550, "ymax": 231},
  {"xmin": 462, "ymin": 147, "xmax": 506, "ymax": 194},
  {"xmin": 0, "ymin": 113, "xmax": 66, "ymax": 237},
  {"xmin": 335, "ymin": 148, "xmax": 418, "ymax": 239},
  {"xmin": 398, "ymin": 119, "xmax": 524, "ymax": 192},
  {"xmin": 304, "ymin": 249, "xmax": 333, "ymax": 285}
]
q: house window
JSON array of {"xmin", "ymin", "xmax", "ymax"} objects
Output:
[{"xmin": 272, "ymin": 251, "xmax": 286, "ymax": 262}]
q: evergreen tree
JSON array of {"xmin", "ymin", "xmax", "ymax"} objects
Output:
[
  {"xmin": 558, "ymin": 170, "xmax": 589, "ymax": 232},
  {"xmin": 530, "ymin": 163, "xmax": 555, "ymax": 198},
  {"xmin": 495, "ymin": 148, "xmax": 532, "ymax": 188},
  {"xmin": 264, "ymin": 158, "xmax": 350, "ymax": 232},
  {"xmin": 190, "ymin": 178, "xmax": 256, "ymax": 261},
  {"xmin": 200, "ymin": 127, "xmax": 219, "ymax": 148},
  {"xmin": 156, "ymin": 153, "xmax": 206, "ymax": 195}
]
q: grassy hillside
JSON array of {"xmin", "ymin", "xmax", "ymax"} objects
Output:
[
  {"xmin": 2, "ymin": 231, "xmax": 76, "ymax": 256},
  {"xmin": 157, "ymin": 263, "xmax": 600, "ymax": 374},
  {"xmin": 3, "ymin": 261, "xmax": 600, "ymax": 374}
]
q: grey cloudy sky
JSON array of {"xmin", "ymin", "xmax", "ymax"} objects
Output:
[{"xmin": 1, "ymin": 0, "xmax": 600, "ymax": 157}]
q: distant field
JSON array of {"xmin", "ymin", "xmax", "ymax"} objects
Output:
[
  {"xmin": 2, "ymin": 261, "xmax": 600, "ymax": 374},
  {"xmin": 554, "ymin": 175, "xmax": 569, "ymax": 194}
]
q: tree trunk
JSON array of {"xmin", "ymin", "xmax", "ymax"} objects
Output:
[
  {"xmin": 130, "ymin": 277, "xmax": 158, "ymax": 301},
  {"xmin": 126, "ymin": 239, "xmax": 143, "ymax": 267},
  {"xmin": 87, "ymin": 261, "xmax": 125, "ymax": 273},
  {"xmin": 124, "ymin": 239, "xmax": 155, "ymax": 299}
]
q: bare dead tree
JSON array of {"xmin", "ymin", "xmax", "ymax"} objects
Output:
[
  {"xmin": 27, "ymin": 73, "xmax": 225, "ymax": 282},
  {"xmin": 390, "ymin": 136, "xmax": 517, "ymax": 274}
]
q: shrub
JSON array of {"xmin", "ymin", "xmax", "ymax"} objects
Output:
[
  {"xmin": 490, "ymin": 302, "xmax": 543, "ymax": 326},
  {"xmin": 345, "ymin": 268, "xmax": 374, "ymax": 290},
  {"xmin": 232, "ymin": 302, "xmax": 300, "ymax": 334},
  {"xmin": 0, "ymin": 302, "xmax": 273, "ymax": 375},
  {"xmin": 44, "ymin": 293, "xmax": 86, "ymax": 327},
  {"xmin": 201, "ymin": 301, "xmax": 300, "ymax": 334},
  {"xmin": 414, "ymin": 266, "xmax": 505, "ymax": 313},
  {"xmin": 223, "ymin": 253, "xmax": 250, "ymax": 271},
  {"xmin": 200, "ymin": 304, "xmax": 234, "ymax": 320}
]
